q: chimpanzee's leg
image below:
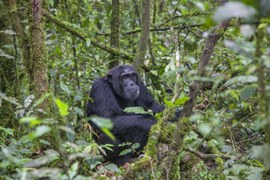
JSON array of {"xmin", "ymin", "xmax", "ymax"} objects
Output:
[{"xmin": 97, "ymin": 115, "xmax": 156, "ymax": 165}]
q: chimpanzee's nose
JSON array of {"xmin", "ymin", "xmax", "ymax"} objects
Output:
[{"xmin": 130, "ymin": 81, "xmax": 135, "ymax": 87}]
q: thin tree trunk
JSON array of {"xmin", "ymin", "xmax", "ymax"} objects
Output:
[
  {"xmin": 255, "ymin": 27, "xmax": 270, "ymax": 147},
  {"xmin": 31, "ymin": 0, "xmax": 49, "ymax": 112},
  {"xmin": 164, "ymin": 19, "xmax": 231, "ymax": 179},
  {"xmin": 109, "ymin": 0, "xmax": 120, "ymax": 68},
  {"xmin": 133, "ymin": 0, "xmax": 150, "ymax": 70}
]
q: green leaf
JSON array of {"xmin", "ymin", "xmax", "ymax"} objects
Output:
[
  {"xmin": 101, "ymin": 144, "xmax": 114, "ymax": 152},
  {"xmin": 240, "ymin": 86, "xmax": 257, "ymax": 101},
  {"xmin": 0, "ymin": 126, "xmax": 13, "ymax": 136},
  {"xmin": 174, "ymin": 96, "xmax": 189, "ymax": 106},
  {"xmin": 104, "ymin": 164, "xmax": 120, "ymax": 173},
  {"xmin": 60, "ymin": 82, "xmax": 72, "ymax": 96},
  {"xmin": 198, "ymin": 123, "xmax": 212, "ymax": 136},
  {"xmin": 24, "ymin": 150, "xmax": 59, "ymax": 167},
  {"xmin": 119, "ymin": 149, "xmax": 132, "ymax": 156},
  {"xmin": 19, "ymin": 116, "xmax": 41, "ymax": 127},
  {"xmin": 123, "ymin": 106, "xmax": 151, "ymax": 114},
  {"xmin": 54, "ymin": 98, "xmax": 69, "ymax": 116},
  {"xmin": 59, "ymin": 125, "xmax": 75, "ymax": 142},
  {"xmin": 229, "ymin": 90, "xmax": 240, "ymax": 101},
  {"xmin": 225, "ymin": 75, "xmax": 257, "ymax": 86},
  {"xmin": 164, "ymin": 99, "xmax": 173, "ymax": 107},
  {"xmin": 131, "ymin": 143, "xmax": 140, "ymax": 150},
  {"xmin": 90, "ymin": 116, "xmax": 113, "ymax": 129},
  {"xmin": 90, "ymin": 116, "xmax": 115, "ymax": 140},
  {"xmin": 86, "ymin": 38, "xmax": 91, "ymax": 47},
  {"xmin": 32, "ymin": 93, "xmax": 52, "ymax": 109},
  {"xmin": 48, "ymin": 0, "xmax": 54, "ymax": 7},
  {"xmin": 184, "ymin": 41, "xmax": 197, "ymax": 52},
  {"xmin": 29, "ymin": 125, "xmax": 51, "ymax": 139},
  {"xmin": 101, "ymin": 128, "xmax": 115, "ymax": 141},
  {"xmin": 74, "ymin": 107, "xmax": 84, "ymax": 116},
  {"xmin": 69, "ymin": 162, "xmax": 79, "ymax": 179},
  {"xmin": 118, "ymin": 142, "xmax": 132, "ymax": 147}
]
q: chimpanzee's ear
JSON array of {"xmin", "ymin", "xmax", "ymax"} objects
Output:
[{"xmin": 106, "ymin": 73, "xmax": 113, "ymax": 84}]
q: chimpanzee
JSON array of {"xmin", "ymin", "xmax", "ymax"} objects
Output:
[{"xmin": 87, "ymin": 65, "xmax": 166, "ymax": 165}]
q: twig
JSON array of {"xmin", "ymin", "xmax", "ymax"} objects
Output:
[{"xmin": 185, "ymin": 147, "xmax": 231, "ymax": 160}]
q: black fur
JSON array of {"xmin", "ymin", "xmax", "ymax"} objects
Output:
[{"xmin": 87, "ymin": 65, "xmax": 164, "ymax": 165}]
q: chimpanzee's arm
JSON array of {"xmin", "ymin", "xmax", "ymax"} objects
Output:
[
  {"xmin": 136, "ymin": 82, "xmax": 165, "ymax": 114},
  {"xmin": 111, "ymin": 115, "xmax": 156, "ymax": 134},
  {"xmin": 87, "ymin": 77, "xmax": 122, "ymax": 118}
]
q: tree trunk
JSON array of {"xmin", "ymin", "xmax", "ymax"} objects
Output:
[
  {"xmin": 164, "ymin": 19, "xmax": 231, "ymax": 179},
  {"xmin": 31, "ymin": 0, "xmax": 49, "ymax": 112},
  {"xmin": 133, "ymin": 0, "xmax": 150, "ymax": 70},
  {"xmin": 0, "ymin": 1, "xmax": 16, "ymax": 127},
  {"xmin": 109, "ymin": 0, "xmax": 120, "ymax": 68},
  {"xmin": 256, "ymin": 27, "xmax": 270, "ymax": 150},
  {"xmin": 7, "ymin": 0, "xmax": 31, "ymax": 80}
]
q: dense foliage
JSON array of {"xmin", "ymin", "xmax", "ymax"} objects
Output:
[{"xmin": 0, "ymin": 0, "xmax": 270, "ymax": 179}]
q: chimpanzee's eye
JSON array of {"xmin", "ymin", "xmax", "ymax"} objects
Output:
[
  {"xmin": 122, "ymin": 75, "xmax": 129, "ymax": 79},
  {"xmin": 131, "ymin": 73, "xmax": 138, "ymax": 82}
]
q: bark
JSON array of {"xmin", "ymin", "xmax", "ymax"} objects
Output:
[
  {"xmin": 133, "ymin": 0, "xmax": 151, "ymax": 70},
  {"xmin": 6, "ymin": 0, "xmax": 31, "ymax": 85},
  {"xmin": 0, "ymin": 1, "xmax": 16, "ymax": 127},
  {"xmin": 43, "ymin": 10, "xmax": 133, "ymax": 61},
  {"xmin": 109, "ymin": 0, "xmax": 120, "ymax": 68},
  {"xmin": 256, "ymin": 27, "xmax": 270, "ymax": 145},
  {"xmin": 31, "ymin": 0, "xmax": 49, "ymax": 112},
  {"xmin": 180, "ymin": 19, "xmax": 231, "ymax": 118}
]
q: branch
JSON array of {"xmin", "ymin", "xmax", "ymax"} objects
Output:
[
  {"xmin": 96, "ymin": 24, "xmax": 202, "ymax": 36},
  {"xmin": 185, "ymin": 147, "xmax": 231, "ymax": 160},
  {"xmin": 156, "ymin": 12, "xmax": 206, "ymax": 27},
  {"xmin": 43, "ymin": 10, "xmax": 134, "ymax": 60},
  {"xmin": 181, "ymin": 19, "xmax": 231, "ymax": 118}
]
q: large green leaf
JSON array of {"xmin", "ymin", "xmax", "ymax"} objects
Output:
[
  {"xmin": 240, "ymin": 86, "xmax": 257, "ymax": 101},
  {"xmin": 54, "ymin": 98, "xmax": 69, "ymax": 116},
  {"xmin": 123, "ymin": 106, "xmax": 151, "ymax": 114},
  {"xmin": 89, "ymin": 116, "xmax": 115, "ymax": 140},
  {"xmin": 19, "ymin": 116, "xmax": 41, "ymax": 127},
  {"xmin": 225, "ymin": 76, "xmax": 257, "ymax": 86},
  {"xmin": 29, "ymin": 125, "xmax": 51, "ymax": 139}
]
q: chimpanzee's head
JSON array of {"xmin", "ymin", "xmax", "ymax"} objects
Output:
[{"xmin": 106, "ymin": 65, "xmax": 140, "ymax": 101}]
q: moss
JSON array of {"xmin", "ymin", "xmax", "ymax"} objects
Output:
[
  {"xmin": 159, "ymin": 124, "xmax": 176, "ymax": 144},
  {"xmin": 144, "ymin": 122, "xmax": 160, "ymax": 158},
  {"xmin": 0, "ymin": 5, "xmax": 17, "ymax": 127},
  {"xmin": 123, "ymin": 156, "xmax": 152, "ymax": 179},
  {"xmin": 169, "ymin": 155, "xmax": 180, "ymax": 180},
  {"xmin": 30, "ymin": 22, "xmax": 50, "ymax": 113}
]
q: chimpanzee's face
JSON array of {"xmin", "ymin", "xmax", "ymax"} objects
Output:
[
  {"xmin": 120, "ymin": 68, "xmax": 140, "ymax": 100},
  {"xmin": 106, "ymin": 65, "xmax": 140, "ymax": 101}
]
